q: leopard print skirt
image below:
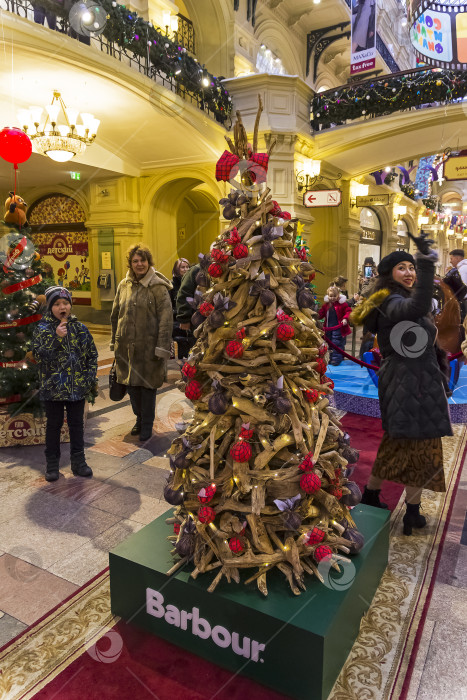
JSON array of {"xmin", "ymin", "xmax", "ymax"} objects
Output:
[{"xmin": 372, "ymin": 433, "xmax": 446, "ymax": 492}]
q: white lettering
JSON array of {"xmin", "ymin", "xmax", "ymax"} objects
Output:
[
  {"xmin": 192, "ymin": 607, "xmax": 211, "ymax": 639},
  {"xmin": 144, "ymin": 590, "xmax": 266, "ymax": 662},
  {"xmin": 165, "ymin": 604, "xmax": 181, "ymax": 627},
  {"xmin": 251, "ymin": 641, "xmax": 266, "ymax": 662},
  {"xmin": 232, "ymin": 632, "xmax": 251, "ymax": 658},
  {"xmin": 146, "ymin": 588, "xmax": 165, "ymax": 618},
  {"xmin": 212, "ymin": 625, "xmax": 231, "ymax": 649}
]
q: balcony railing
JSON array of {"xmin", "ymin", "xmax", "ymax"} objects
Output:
[
  {"xmin": 175, "ymin": 13, "xmax": 195, "ymax": 55},
  {"xmin": 1, "ymin": 0, "xmax": 232, "ymax": 126},
  {"xmin": 312, "ymin": 67, "xmax": 467, "ymax": 131}
]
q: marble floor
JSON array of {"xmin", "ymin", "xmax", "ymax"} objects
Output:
[{"xmin": 0, "ymin": 327, "xmax": 466, "ymax": 699}]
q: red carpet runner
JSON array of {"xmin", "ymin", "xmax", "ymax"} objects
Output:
[{"xmin": 32, "ymin": 414, "xmax": 403, "ymax": 700}]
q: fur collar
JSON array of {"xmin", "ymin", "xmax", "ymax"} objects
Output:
[
  {"xmin": 125, "ymin": 267, "xmax": 172, "ymax": 290},
  {"xmin": 324, "ymin": 294, "xmax": 347, "ymax": 304},
  {"xmin": 350, "ymin": 289, "xmax": 391, "ymax": 325}
]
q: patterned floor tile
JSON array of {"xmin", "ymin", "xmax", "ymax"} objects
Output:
[
  {"xmin": 0, "ymin": 554, "xmax": 78, "ymax": 625},
  {"xmin": 0, "ymin": 612, "xmax": 27, "ymax": 648}
]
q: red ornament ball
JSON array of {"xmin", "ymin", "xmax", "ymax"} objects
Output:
[
  {"xmin": 197, "ymin": 483, "xmax": 217, "ymax": 503},
  {"xmin": 306, "ymin": 527, "xmax": 326, "ymax": 545},
  {"xmin": 230, "ymin": 440, "xmax": 252, "ymax": 463},
  {"xmin": 320, "ymin": 377, "xmax": 334, "ymax": 389},
  {"xmin": 239, "ymin": 425, "xmax": 254, "ymax": 439},
  {"xmin": 185, "ymin": 380, "xmax": 203, "ymax": 401},
  {"xmin": 199, "ymin": 302, "xmax": 214, "ymax": 317},
  {"xmin": 277, "ymin": 322, "xmax": 295, "ymax": 341},
  {"xmin": 304, "ymin": 389, "xmax": 319, "ymax": 404},
  {"xmin": 181, "ymin": 362, "xmax": 197, "ymax": 378},
  {"xmin": 329, "ymin": 486, "xmax": 343, "ymax": 500},
  {"xmin": 173, "ymin": 523, "xmax": 181, "ymax": 534},
  {"xmin": 299, "ymin": 452, "xmax": 315, "ymax": 472},
  {"xmin": 211, "ymin": 248, "xmax": 229, "ymax": 263},
  {"xmin": 314, "ymin": 545, "xmax": 333, "ymax": 562},
  {"xmin": 198, "ymin": 506, "xmax": 216, "ymax": 524},
  {"xmin": 0, "ymin": 127, "xmax": 32, "ymax": 164},
  {"xmin": 300, "ymin": 472, "xmax": 321, "ymax": 494},
  {"xmin": 225, "ymin": 340, "xmax": 244, "ymax": 358},
  {"xmin": 316, "ymin": 358, "xmax": 327, "ymax": 375},
  {"xmin": 318, "ymin": 343, "xmax": 328, "ymax": 357},
  {"xmin": 232, "ymin": 243, "xmax": 249, "ymax": 259},
  {"xmin": 229, "ymin": 536, "xmax": 244, "ymax": 553},
  {"xmin": 208, "ymin": 262, "xmax": 223, "ymax": 278}
]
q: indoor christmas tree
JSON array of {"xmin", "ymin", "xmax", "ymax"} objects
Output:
[
  {"xmin": 164, "ymin": 100, "xmax": 363, "ymax": 595},
  {"xmin": 0, "ymin": 192, "xmax": 54, "ymax": 415}
]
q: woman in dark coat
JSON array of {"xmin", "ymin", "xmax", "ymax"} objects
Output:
[
  {"xmin": 351, "ymin": 246, "xmax": 452, "ymax": 535},
  {"xmin": 170, "ymin": 258, "xmax": 195, "ymax": 361}
]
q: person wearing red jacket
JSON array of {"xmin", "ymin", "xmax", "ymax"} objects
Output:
[{"xmin": 318, "ymin": 287, "xmax": 352, "ymax": 365}]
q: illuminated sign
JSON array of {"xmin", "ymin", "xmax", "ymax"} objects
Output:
[
  {"xmin": 410, "ymin": 1, "xmax": 467, "ymax": 68},
  {"xmin": 444, "ymin": 156, "xmax": 467, "ymax": 182},
  {"xmin": 411, "ymin": 10, "xmax": 452, "ymax": 63}
]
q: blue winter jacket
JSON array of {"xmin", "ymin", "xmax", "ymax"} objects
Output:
[{"xmin": 33, "ymin": 313, "xmax": 98, "ymax": 401}]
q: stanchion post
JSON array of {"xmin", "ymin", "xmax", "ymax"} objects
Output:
[{"xmin": 351, "ymin": 325, "xmax": 356, "ymax": 358}]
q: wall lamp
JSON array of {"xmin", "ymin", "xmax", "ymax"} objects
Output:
[{"xmin": 295, "ymin": 159, "xmax": 321, "ymax": 193}]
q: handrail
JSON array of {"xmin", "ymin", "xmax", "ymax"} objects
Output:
[
  {"xmin": 312, "ymin": 67, "xmax": 467, "ymax": 131},
  {"xmin": 1, "ymin": 0, "xmax": 232, "ymax": 126}
]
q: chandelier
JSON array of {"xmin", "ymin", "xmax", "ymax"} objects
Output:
[{"xmin": 17, "ymin": 91, "xmax": 99, "ymax": 163}]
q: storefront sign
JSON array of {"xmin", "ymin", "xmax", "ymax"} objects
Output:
[
  {"xmin": 443, "ymin": 156, "xmax": 467, "ymax": 182},
  {"xmin": 350, "ymin": 0, "xmax": 377, "ymax": 75},
  {"xmin": 360, "ymin": 229, "xmax": 382, "ymax": 245},
  {"xmin": 0, "ymin": 412, "xmax": 70, "ymax": 447},
  {"xmin": 356, "ymin": 194, "xmax": 389, "ymax": 207},
  {"xmin": 304, "ymin": 189, "xmax": 342, "ymax": 208},
  {"xmin": 37, "ymin": 235, "xmax": 88, "ymax": 261},
  {"xmin": 410, "ymin": 0, "xmax": 467, "ymax": 68}
]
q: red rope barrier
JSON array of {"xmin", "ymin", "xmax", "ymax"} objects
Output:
[{"xmin": 323, "ymin": 324, "xmax": 345, "ymax": 331}]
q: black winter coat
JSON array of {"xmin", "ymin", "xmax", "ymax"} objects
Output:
[{"xmin": 365, "ymin": 256, "xmax": 452, "ymax": 440}]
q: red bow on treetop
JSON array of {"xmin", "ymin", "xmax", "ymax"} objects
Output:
[
  {"xmin": 226, "ymin": 227, "xmax": 241, "ymax": 245},
  {"xmin": 215, "ymin": 150, "xmax": 269, "ymax": 183}
]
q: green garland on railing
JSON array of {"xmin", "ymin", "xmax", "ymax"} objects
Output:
[
  {"xmin": 28, "ymin": 0, "xmax": 232, "ymax": 123},
  {"xmin": 312, "ymin": 69, "xmax": 467, "ymax": 131}
]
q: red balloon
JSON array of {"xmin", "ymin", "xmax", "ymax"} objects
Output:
[{"xmin": 0, "ymin": 128, "xmax": 32, "ymax": 165}]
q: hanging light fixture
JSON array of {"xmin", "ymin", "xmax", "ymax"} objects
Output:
[{"xmin": 18, "ymin": 91, "xmax": 99, "ymax": 163}]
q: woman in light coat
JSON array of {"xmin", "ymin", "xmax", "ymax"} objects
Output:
[{"xmin": 111, "ymin": 244, "xmax": 173, "ymax": 441}]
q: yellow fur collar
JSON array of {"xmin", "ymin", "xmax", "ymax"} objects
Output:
[{"xmin": 350, "ymin": 289, "xmax": 390, "ymax": 326}]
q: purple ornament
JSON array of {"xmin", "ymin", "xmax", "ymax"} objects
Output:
[
  {"xmin": 341, "ymin": 481, "xmax": 362, "ymax": 507},
  {"xmin": 342, "ymin": 527, "xmax": 365, "ymax": 554}
]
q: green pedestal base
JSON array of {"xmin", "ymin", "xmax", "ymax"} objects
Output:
[{"xmin": 109, "ymin": 505, "xmax": 389, "ymax": 700}]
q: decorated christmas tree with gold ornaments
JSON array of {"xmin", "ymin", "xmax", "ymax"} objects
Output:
[{"xmin": 164, "ymin": 99, "xmax": 363, "ymax": 596}]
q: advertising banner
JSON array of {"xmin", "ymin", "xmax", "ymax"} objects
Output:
[
  {"xmin": 410, "ymin": 0, "xmax": 467, "ymax": 68},
  {"xmin": 350, "ymin": 0, "xmax": 377, "ymax": 75}
]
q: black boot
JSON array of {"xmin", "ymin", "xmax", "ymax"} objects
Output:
[
  {"xmin": 45, "ymin": 460, "xmax": 60, "ymax": 482},
  {"xmin": 403, "ymin": 502, "xmax": 426, "ymax": 536},
  {"xmin": 131, "ymin": 419, "xmax": 141, "ymax": 436},
  {"xmin": 139, "ymin": 388, "xmax": 156, "ymax": 442},
  {"xmin": 361, "ymin": 486, "xmax": 388, "ymax": 509},
  {"xmin": 71, "ymin": 452, "xmax": 93, "ymax": 478}
]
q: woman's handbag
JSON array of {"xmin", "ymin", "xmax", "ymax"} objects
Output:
[{"xmin": 109, "ymin": 361, "xmax": 127, "ymax": 401}]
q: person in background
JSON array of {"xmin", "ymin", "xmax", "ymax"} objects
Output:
[
  {"xmin": 352, "ymin": 247, "xmax": 451, "ymax": 535},
  {"xmin": 330, "ymin": 276, "xmax": 349, "ymax": 299},
  {"xmin": 318, "ymin": 286, "xmax": 352, "ymax": 365},
  {"xmin": 111, "ymin": 244, "xmax": 173, "ymax": 442},
  {"xmin": 33, "ymin": 287, "xmax": 97, "ymax": 482},
  {"xmin": 443, "ymin": 249, "xmax": 467, "ymax": 321},
  {"xmin": 348, "ymin": 292, "xmax": 361, "ymax": 308},
  {"xmin": 176, "ymin": 262, "xmax": 200, "ymax": 337},
  {"xmin": 170, "ymin": 258, "xmax": 194, "ymax": 361}
]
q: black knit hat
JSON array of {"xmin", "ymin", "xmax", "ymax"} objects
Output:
[
  {"xmin": 377, "ymin": 251, "xmax": 415, "ymax": 276},
  {"xmin": 45, "ymin": 286, "xmax": 72, "ymax": 310}
]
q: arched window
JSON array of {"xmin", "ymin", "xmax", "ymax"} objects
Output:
[{"xmin": 359, "ymin": 207, "xmax": 382, "ymax": 271}]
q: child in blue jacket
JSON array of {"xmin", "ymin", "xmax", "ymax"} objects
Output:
[{"xmin": 33, "ymin": 287, "xmax": 98, "ymax": 481}]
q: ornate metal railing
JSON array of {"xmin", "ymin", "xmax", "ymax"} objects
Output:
[
  {"xmin": 175, "ymin": 13, "xmax": 195, "ymax": 54},
  {"xmin": 312, "ymin": 67, "xmax": 467, "ymax": 131},
  {"xmin": 1, "ymin": 0, "xmax": 232, "ymax": 126}
]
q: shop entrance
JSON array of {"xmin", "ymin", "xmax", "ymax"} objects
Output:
[
  {"xmin": 397, "ymin": 218, "xmax": 410, "ymax": 251},
  {"xmin": 358, "ymin": 207, "xmax": 382, "ymax": 282}
]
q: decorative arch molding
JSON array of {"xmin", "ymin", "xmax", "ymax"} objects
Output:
[
  {"xmin": 182, "ymin": 0, "xmax": 234, "ymax": 77},
  {"xmin": 253, "ymin": 18, "xmax": 302, "ymax": 76},
  {"xmin": 25, "ymin": 186, "xmax": 89, "ymax": 222}
]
